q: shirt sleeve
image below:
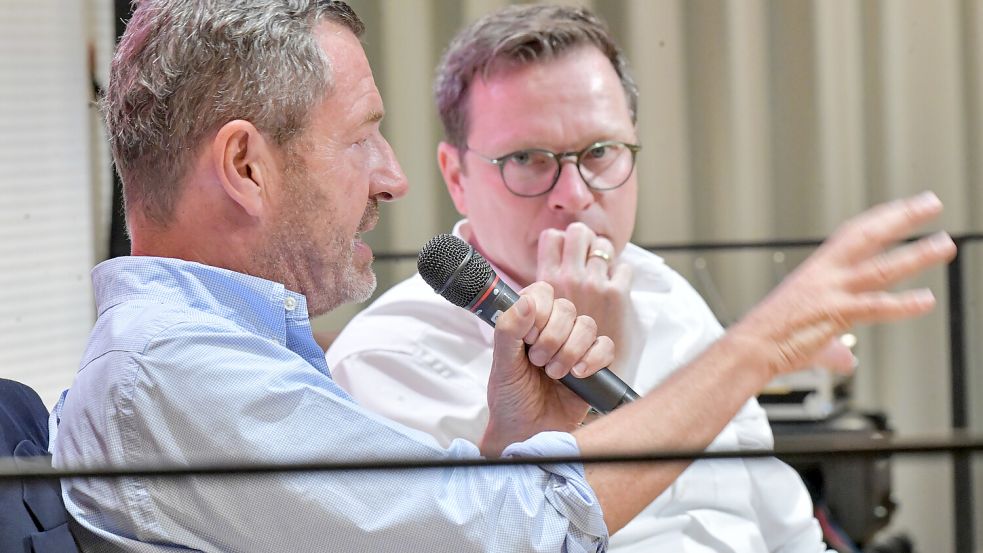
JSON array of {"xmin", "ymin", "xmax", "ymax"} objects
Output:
[{"xmin": 58, "ymin": 322, "xmax": 608, "ymax": 553}]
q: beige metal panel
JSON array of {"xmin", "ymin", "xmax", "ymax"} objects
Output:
[
  {"xmin": 463, "ymin": 0, "xmax": 509, "ymax": 23},
  {"xmin": 0, "ymin": 0, "xmax": 96, "ymax": 407},
  {"xmin": 813, "ymin": 0, "xmax": 879, "ymax": 415},
  {"xmin": 866, "ymin": 2, "xmax": 967, "ymax": 550},
  {"xmin": 625, "ymin": 0, "xmax": 695, "ymax": 245},
  {"xmin": 717, "ymin": 0, "xmax": 775, "ymax": 311},
  {"xmin": 963, "ymin": 0, "xmax": 983, "ymax": 542},
  {"xmin": 725, "ymin": 0, "xmax": 773, "ymax": 240},
  {"xmin": 378, "ymin": 0, "xmax": 440, "ymax": 253},
  {"xmin": 813, "ymin": 0, "xmax": 867, "ymax": 225}
]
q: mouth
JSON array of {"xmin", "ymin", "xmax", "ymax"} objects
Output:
[{"xmin": 355, "ymin": 201, "xmax": 380, "ymax": 239}]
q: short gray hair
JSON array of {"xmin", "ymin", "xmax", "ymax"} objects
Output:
[
  {"xmin": 434, "ymin": 4, "xmax": 638, "ymax": 153},
  {"xmin": 104, "ymin": 0, "xmax": 364, "ymax": 227}
]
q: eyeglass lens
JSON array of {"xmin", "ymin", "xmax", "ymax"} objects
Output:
[{"xmin": 501, "ymin": 142, "xmax": 635, "ymax": 196}]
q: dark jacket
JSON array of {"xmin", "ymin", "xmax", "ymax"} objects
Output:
[{"xmin": 0, "ymin": 379, "xmax": 79, "ymax": 553}]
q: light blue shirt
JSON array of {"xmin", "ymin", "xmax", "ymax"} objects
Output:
[{"xmin": 50, "ymin": 256, "xmax": 607, "ymax": 552}]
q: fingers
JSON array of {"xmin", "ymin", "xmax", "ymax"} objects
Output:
[
  {"xmin": 561, "ymin": 223, "xmax": 598, "ymax": 274},
  {"xmin": 825, "ymin": 191, "xmax": 944, "ymax": 264},
  {"xmin": 836, "ymin": 288, "xmax": 937, "ymax": 325},
  {"xmin": 527, "ymin": 298, "xmax": 578, "ymax": 375},
  {"xmin": 497, "ymin": 282, "xmax": 554, "ymax": 344},
  {"xmin": 585, "ymin": 236, "xmax": 615, "ymax": 280},
  {"xmin": 810, "ymin": 337, "xmax": 857, "ymax": 374},
  {"xmin": 573, "ymin": 336, "xmax": 616, "ymax": 378},
  {"xmin": 538, "ymin": 223, "xmax": 616, "ymax": 284},
  {"xmin": 510, "ymin": 286, "xmax": 612, "ymax": 380},
  {"xmin": 533, "ymin": 313, "xmax": 614, "ymax": 380},
  {"xmin": 537, "ymin": 229, "xmax": 565, "ymax": 280},
  {"xmin": 844, "ymin": 231, "xmax": 956, "ymax": 291}
]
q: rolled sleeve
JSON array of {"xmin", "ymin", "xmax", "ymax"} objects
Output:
[{"xmin": 503, "ymin": 431, "xmax": 608, "ymax": 552}]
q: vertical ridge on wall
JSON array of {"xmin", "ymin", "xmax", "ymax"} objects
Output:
[
  {"xmin": 813, "ymin": 0, "xmax": 866, "ymax": 226},
  {"xmin": 0, "ymin": 0, "xmax": 96, "ymax": 407}
]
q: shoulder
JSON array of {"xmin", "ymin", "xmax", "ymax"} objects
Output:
[
  {"xmin": 77, "ymin": 295, "xmax": 302, "ymax": 411},
  {"xmin": 622, "ymin": 243, "xmax": 706, "ymax": 301},
  {"xmin": 82, "ymin": 298, "xmax": 243, "ymax": 365},
  {"xmin": 326, "ymin": 273, "xmax": 488, "ymax": 365}
]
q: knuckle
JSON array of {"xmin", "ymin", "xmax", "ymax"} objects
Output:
[
  {"xmin": 568, "ymin": 221, "xmax": 592, "ymax": 235},
  {"xmin": 593, "ymin": 236, "xmax": 613, "ymax": 250},
  {"xmin": 870, "ymin": 256, "xmax": 893, "ymax": 285},
  {"xmin": 577, "ymin": 314, "xmax": 598, "ymax": 333},
  {"xmin": 555, "ymin": 297, "xmax": 577, "ymax": 315},
  {"xmin": 542, "ymin": 228, "xmax": 564, "ymax": 241}
]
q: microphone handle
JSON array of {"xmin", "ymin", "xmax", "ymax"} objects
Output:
[
  {"xmin": 467, "ymin": 274, "xmax": 639, "ymax": 414},
  {"xmin": 560, "ymin": 371, "xmax": 639, "ymax": 414}
]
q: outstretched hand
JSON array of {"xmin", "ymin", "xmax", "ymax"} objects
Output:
[
  {"xmin": 571, "ymin": 192, "xmax": 954, "ymax": 536},
  {"xmin": 730, "ymin": 191, "xmax": 956, "ymax": 380}
]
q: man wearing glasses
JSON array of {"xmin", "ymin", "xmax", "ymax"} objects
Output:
[{"xmin": 327, "ymin": 4, "xmax": 835, "ymax": 552}]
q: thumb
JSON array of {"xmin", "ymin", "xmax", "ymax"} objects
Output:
[{"xmin": 492, "ymin": 295, "xmax": 537, "ymax": 365}]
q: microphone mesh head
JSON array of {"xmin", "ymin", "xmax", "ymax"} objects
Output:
[{"xmin": 417, "ymin": 234, "xmax": 493, "ymax": 308}]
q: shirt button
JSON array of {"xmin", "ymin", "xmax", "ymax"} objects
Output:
[{"xmin": 284, "ymin": 297, "xmax": 297, "ymax": 311}]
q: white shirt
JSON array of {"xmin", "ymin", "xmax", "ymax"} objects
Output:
[{"xmin": 327, "ymin": 224, "xmax": 829, "ymax": 553}]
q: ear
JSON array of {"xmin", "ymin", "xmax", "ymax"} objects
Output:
[
  {"xmin": 211, "ymin": 120, "xmax": 277, "ymax": 218},
  {"xmin": 437, "ymin": 141, "xmax": 468, "ymax": 216}
]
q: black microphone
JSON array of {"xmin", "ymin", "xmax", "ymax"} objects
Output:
[{"xmin": 417, "ymin": 233, "xmax": 639, "ymax": 414}]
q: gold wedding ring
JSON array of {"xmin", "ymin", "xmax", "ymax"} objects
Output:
[{"xmin": 587, "ymin": 249, "xmax": 612, "ymax": 263}]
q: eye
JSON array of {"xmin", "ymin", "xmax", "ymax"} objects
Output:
[
  {"xmin": 587, "ymin": 144, "xmax": 609, "ymax": 159},
  {"xmin": 509, "ymin": 151, "xmax": 532, "ymax": 166},
  {"xmin": 506, "ymin": 150, "xmax": 553, "ymax": 169}
]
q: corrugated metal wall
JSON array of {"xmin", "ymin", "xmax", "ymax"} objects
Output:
[{"xmin": 0, "ymin": 1, "xmax": 979, "ymax": 550}]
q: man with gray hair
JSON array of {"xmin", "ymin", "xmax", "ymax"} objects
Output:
[
  {"xmin": 50, "ymin": 1, "xmax": 952, "ymax": 551},
  {"xmin": 326, "ymin": 4, "xmax": 944, "ymax": 552}
]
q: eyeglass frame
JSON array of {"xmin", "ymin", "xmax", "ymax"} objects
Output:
[{"xmin": 464, "ymin": 140, "xmax": 642, "ymax": 198}]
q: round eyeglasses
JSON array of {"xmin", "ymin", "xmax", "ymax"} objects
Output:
[{"xmin": 466, "ymin": 140, "xmax": 641, "ymax": 197}]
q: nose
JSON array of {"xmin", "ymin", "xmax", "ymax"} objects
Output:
[
  {"xmin": 547, "ymin": 158, "xmax": 593, "ymax": 212},
  {"xmin": 371, "ymin": 137, "xmax": 409, "ymax": 202}
]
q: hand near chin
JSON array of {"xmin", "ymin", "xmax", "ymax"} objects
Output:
[
  {"xmin": 481, "ymin": 282, "xmax": 615, "ymax": 457},
  {"xmin": 537, "ymin": 223, "xmax": 635, "ymax": 376},
  {"xmin": 730, "ymin": 192, "xmax": 956, "ymax": 380}
]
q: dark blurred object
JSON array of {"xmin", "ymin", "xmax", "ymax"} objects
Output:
[
  {"xmin": 864, "ymin": 534, "xmax": 914, "ymax": 553},
  {"xmin": 108, "ymin": 0, "xmax": 134, "ymax": 258},
  {"xmin": 772, "ymin": 411, "xmax": 904, "ymax": 552},
  {"xmin": 0, "ymin": 379, "xmax": 81, "ymax": 552}
]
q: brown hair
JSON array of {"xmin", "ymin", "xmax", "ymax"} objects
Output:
[
  {"xmin": 434, "ymin": 4, "xmax": 638, "ymax": 153},
  {"xmin": 103, "ymin": 0, "xmax": 363, "ymax": 227}
]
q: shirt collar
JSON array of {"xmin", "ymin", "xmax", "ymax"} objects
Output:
[
  {"xmin": 91, "ymin": 256, "xmax": 310, "ymax": 342},
  {"xmin": 451, "ymin": 219, "xmax": 523, "ymax": 294}
]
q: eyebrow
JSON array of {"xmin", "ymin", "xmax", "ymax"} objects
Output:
[{"xmin": 362, "ymin": 110, "xmax": 384, "ymax": 126}]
